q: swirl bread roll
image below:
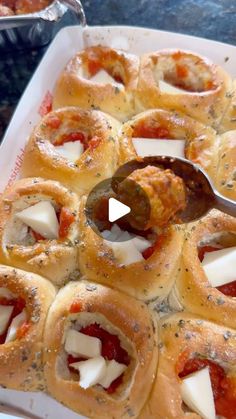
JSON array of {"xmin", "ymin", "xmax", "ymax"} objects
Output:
[
  {"xmin": 43, "ymin": 280, "xmax": 158, "ymax": 418},
  {"xmin": 136, "ymin": 49, "xmax": 232, "ymax": 130},
  {"xmin": 140, "ymin": 313, "xmax": 236, "ymax": 419},
  {"xmin": 214, "ymin": 130, "xmax": 236, "ymax": 200},
  {"xmin": 78, "ymin": 196, "xmax": 184, "ymax": 302},
  {"xmin": 21, "ymin": 108, "xmax": 121, "ymax": 196},
  {"xmin": 0, "ymin": 178, "xmax": 80, "ymax": 286},
  {"xmin": 53, "ymin": 46, "xmax": 139, "ymax": 121},
  {"xmin": 0, "ymin": 265, "xmax": 55, "ymax": 391},
  {"xmin": 120, "ymin": 109, "xmax": 218, "ymax": 179},
  {"xmin": 218, "ymin": 79, "xmax": 236, "ymax": 132},
  {"xmin": 169, "ymin": 211, "xmax": 236, "ymax": 329}
]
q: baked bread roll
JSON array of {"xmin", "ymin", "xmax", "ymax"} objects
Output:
[
  {"xmin": 136, "ymin": 49, "xmax": 232, "ymax": 129},
  {"xmin": 53, "ymin": 46, "xmax": 139, "ymax": 121},
  {"xmin": 43, "ymin": 280, "xmax": 158, "ymax": 418},
  {"xmin": 21, "ymin": 108, "xmax": 121, "ymax": 196},
  {"xmin": 169, "ymin": 210, "xmax": 236, "ymax": 329},
  {"xmin": 140, "ymin": 313, "xmax": 236, "ymax": 419},
  {"xmin": 78, "ymin": 197, "xmax": 184, "ymax": 301},
  {"xmin": 0, "ymin": 264, "xmax": 55, "ymax": 391},
  {"xmin": 120, "ymin": 109, "xmax": 218, "ymax": 179},
  {"xmin": 214, "ymin": 130, "xmax": 236, "ymax": 200},
  {"xmin": 0, "ymin": 178, "xmax": 80, "ymax": 286},
  {"xmin": 218, "ymin": 79, "xmax": 236, "ymax": 132}
]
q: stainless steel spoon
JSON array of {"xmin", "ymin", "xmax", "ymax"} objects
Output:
[{"xmin": 113, "ymin": 156, "xmax": 236, "ymax": 223}]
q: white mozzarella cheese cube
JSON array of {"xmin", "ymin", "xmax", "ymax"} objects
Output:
[
  {"xmin": 65, "ymin": 329, "xmax": 102, "ymax": 358},
  {"xmin": 111, "ymin": 240, "xmax": 144, "ymax": 265},
  {"xmin": 70, "ymin": 356, "xmax": 107, "ymax": 389},
  {"xmin": 202, "ymin": 247, "xmax": 236, "ymax": 287},
  {"xmin": 0, "ymin": 305, "xmax": 14, "ymax": 335},
  {"xmin": 132, "ymin": 138, "xmax": 185, "ymax": 158},
  {"xmin": 131, "ymin": 235, "xmax": 151, "ymax": 252},
  {"xmin": 5, "ymin": 309, "xmax": 27, "ymax": 343},
  {"xmin": 99, "ymin": 359, "xmax": 127, "ymax": 389},
  {"xmin": 56, "ymin": 141, "xmax": 84, "ymax": 162},
  {"xmin": 16, "ymin": 201, "xmax": 59, "ymax": 240},
  {"xmin": 90, "ymin": 69, "xmax": 124, "ymax": 89},
  {"xmin": 159, "ymin": 79, "xmax": 186, "ymax": 94},
  {"xmin": 180, "ymin": 367, "xmax": 216, "ymax": 419}
]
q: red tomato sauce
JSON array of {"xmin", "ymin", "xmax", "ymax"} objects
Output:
[
  {"xmin": 198, "ymin": 246, "xmax": 236, "ymax": 297},
  {"xmin": 0, "ymin": 297, "xmax": 26, "ymax": 344},
  {"xmin": 58, "ymin": 208, "xmax": 75, "ymax": 239},
  {"xmin": 67, "ymin": 323, "xmax": 130, "ymax": 393},
  {"xmin": 142, "ymin": 233, "xmax": 165, "ymax": 259},
  {"xmin": 132, "ymin": 124, "xmax": 171, "ymax": 139},
  {"xmin": 178, "ymin": 356, "xmax": 236, "ymax": 419},
  {"xmin": 53, "ymin": 130, "xmax": 101, "ymax": 151}
]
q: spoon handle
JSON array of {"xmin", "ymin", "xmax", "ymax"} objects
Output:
[{"xmin": 214, "ymin": 191, "xmax": 236, "ymax": 217}]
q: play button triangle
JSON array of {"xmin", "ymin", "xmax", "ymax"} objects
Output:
[{"xmin": 108, "ymin": 197, "xmax": 131, "ymax": 222}]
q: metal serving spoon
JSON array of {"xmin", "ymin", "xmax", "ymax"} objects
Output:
[{"xmin": 113, "ymin": 156, "xmax": 236, "ymax": 223}]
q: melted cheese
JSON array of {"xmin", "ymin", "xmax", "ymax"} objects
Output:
[
  {"xmin": 16, "ymin": 201, "xmax": 59, "ymax": 240},
  {"xmin": 180, "ymin": 367, "xmax": 215, "ymax": 419},
  {"xmin": 202, "ymin": 247, "xmax": 236, "ymax": 287},
  {"xmin": 56, "ymin": 141, "xmax": 84, "ymax": 162},
  {"xmin": 90, "ymin": 69, "xmax": 124, "ymax": 89},
  {"xmin": 132, "ymin": 138, "xmax": 185, "ymax": 158}
]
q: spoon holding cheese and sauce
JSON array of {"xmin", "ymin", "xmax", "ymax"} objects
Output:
[{"xmin": 113, "ymin": 156, "xmax": 236, "ymax": 224}]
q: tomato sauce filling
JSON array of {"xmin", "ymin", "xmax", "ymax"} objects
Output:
[
  {"xmin": 132, "ymin": 123, "xmax": 172, "ymax": 139},
  {"xmin": 30, "ymin": 207, "xmax": 75, "ymax": 242},
  {"xmin": 198, "ymin": 246, "xmax": 236, "ymax": 297},
  {"xmin": 0, "ymin": 296, "xmax": 28, "ymax": 344},
  {"xmin": 50, "ymin": 128, "xmax": 101, "ymax": 152},
  {"xmin": 67, "ymin": 322, "xmax": 130, "ymax": 393},
  {"xmin": 178, "ymin": 355, "xmax": 236, "ymax": 419}
]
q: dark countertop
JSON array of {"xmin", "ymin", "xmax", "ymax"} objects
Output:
[{"xmin": 1, "ymin": 0, "xmax": 236, "ymax": 140}]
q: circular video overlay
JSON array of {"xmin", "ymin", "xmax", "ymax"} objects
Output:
[{"xmin": 85, "ymin": 174, "xmax": 151, "ymax": 242}]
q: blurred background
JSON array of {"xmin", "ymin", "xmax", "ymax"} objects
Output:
[{"xmin": 1, "ymin": 0, "xmax": 236, "ymax": 140}]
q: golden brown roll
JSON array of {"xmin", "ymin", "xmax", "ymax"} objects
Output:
[
  {"xmin": 43, "ymin": 280, "xmax": 158, "ymax": 418},
  {"xmin": 136, "ymin": 49, "xmax": 232, "ymax": 129},
  {"xmin": 78, "ymin": 196, "xmax": 184, "ymax": 302},
  {"xmin": 21, "ymin": 108, "xmax": 121, "ymax": 196},
  {"xmin": 0, "ymin": 178, "xmax": 80, "ymax": 286},
  {"xmin": 0, "ymin": 264, "xmax": 56, "ymax": 391},
  {"xmin": 140, "ymin": 313, "xmax": 236, "ymax": 419},
  {"xmin": 218, "ymin": 79, "xmax": 236, "ymax": 132},
  {"xmin": 53, "ymin": 46, "xmax": 139, "ymax": 121},
  {"xmin": 169, "ymin": 210, "xmax": 236, "ymax": 329},
  {"xmin": 120, "ymin": 109, "xmax": 218, "ymax": 179},
  {"xmin": 214, "ymin": 130, "xmax": 236, "ymax": 200}
]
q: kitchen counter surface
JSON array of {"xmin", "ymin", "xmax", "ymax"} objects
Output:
[{"xmin": 1, "ymin": 0, "xmax": 236, "ymax": 140}]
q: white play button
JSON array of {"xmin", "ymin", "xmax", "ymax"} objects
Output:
[{"xmin": 108, "ymin": 197, "xmax": 131, "ymax": 222}]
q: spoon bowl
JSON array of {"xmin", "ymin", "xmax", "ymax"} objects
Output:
[{"xmin": 113, "ymin": 156, "xmax": 236, "ymax": 223}]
